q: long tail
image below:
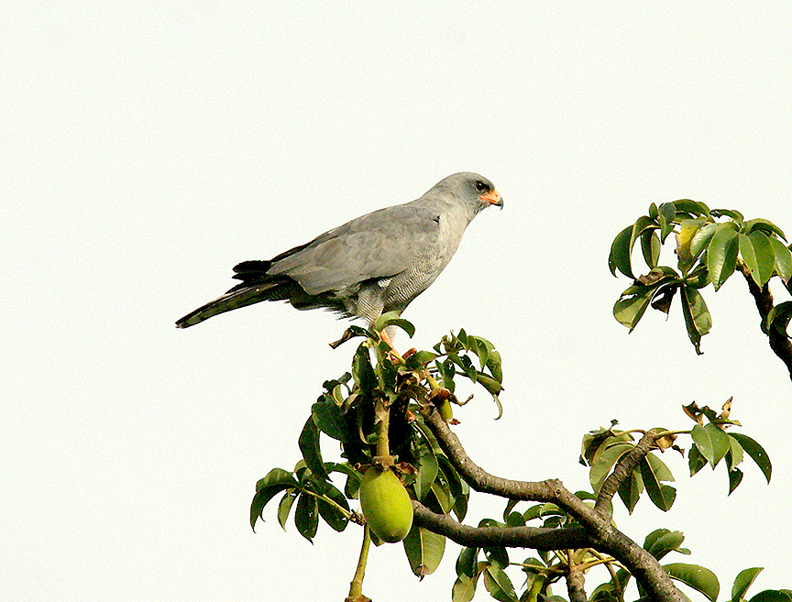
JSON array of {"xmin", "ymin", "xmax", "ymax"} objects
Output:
[
  {"xmin": 175, "ymin": 283, "xmax": 277, "ymax": 328},
  {"xmin": 176, "ymin": 260, "xmax": 299, "ymax": 328}
]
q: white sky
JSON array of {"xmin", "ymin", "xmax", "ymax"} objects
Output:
[{"xmin": 3, "ymin": 3, "xmax": 791, "ymax": 601}]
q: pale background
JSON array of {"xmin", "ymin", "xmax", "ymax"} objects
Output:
[{"xmin": 3, "ymin": 3, "xmax": 791, "ymax": 601}]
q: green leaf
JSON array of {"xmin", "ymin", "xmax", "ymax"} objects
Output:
[
  {"xmin": 691, "ymin": 424, "xmax": 731, "ymax": 468},
  {"xmin": 294, "ymin": 492, "xmax": 319, "ymax": 542},
  {"xmin": 726, "ymin": 435, "xmax": 745, "ymax": 470},
  {"xmin": 476, "ymin": 372, "xmax": 504, "ymax": 397},
  {"xmin": 744, "ymin": 218, "xmax": 787, "ymax": 240},
  {"xmin": 484, "ymin": 546, "xmax": 510, "ymax": 570},
  {"xmin": 659, "ymin": 202, "xmax": 677, "ymax": 241},
  {"xmin": 644, "ymin": 529, "xmax": 688, "ymax": 561},
  {"xmin": 277, "ymin": 491, "xmax": 297, "ymax": 530},
  {"xmin": 729, "ymin": 433, "xmax": 772, "ymax": 483},
  {"xmin": 676, "ymin": 218, "xmax": 708, "ymax": 268},
  {"xmin": 589, "ymin": 442, "xmax": 634, "ymax": 493},
  {"xmin": 649, "ymin": 202, "xmax": 659, "ymax": 218},
  {"xmin": 732, "ymin": 567, "xmax": 764, "ymax": 602},
  {"xmin": 452, "ymin": 574, "xmax": 479, "ymax": 602},
  {"xmin": 609, "ymin": 225, "xmax": 635, "ymax": 278},
  {"xmin": 640, "ymin": 457, "xmax": 677, "ymax": 511},
  {"xmin": 707, "ymin": 225, "xmax": 739, "ymax": 290},
  {"xmin": 748, "ymin": 591, "xmax": 792, "ymax": 602},
  {"xmin": 728, "ymin": 467, "xmax": 744, "ymax": 495},
  {"xmin": 664, "ymin": 562, "xmax": 720, "ymax": 602},
  {"xmin": 646, "ymin": 451, "xmax": 675, "ymax": 482},
  {"xmin": 414, "ymin": 449, "xmax": 439, "ymax": 501},
  {"xmin": 690, "ymin": 222, "xmax": 719, "ymax": 260},
  {"xmin": 641, "ymin": 229, "xmax": 662, "ymax": 268},
  {"xmin": 617, "ymin": 470, "xmax": 643, "ymax": 514},
  {"xmin": 250, "ymin": 468, "xmax": 299, "ymax": 530},
  {"xmin": 769, "ymin": 237, "xmax": 792, "ymax": 282},
  {"xmin": 748, "ymin": 231, "xmax": 776, "ymax": 287},
  {"xmin": 404, "ymin": 350, "xmax": 438, "ymax": 371},
  {"xmin": 316, "ymin": 483, "xmax": 350, "ymax": 532},
  {"xmin": 483, "ymin": 564, "xmax": 519, "ymax": 602},
  {"xmin": 438, "ymin": 455, "xmax": 467, "ymax": 521},
  {"xmin": 740, "ymin": 233, "xmax": 763, "ymax": 287},
  {"xmin": 613, "ymin": 286, "xmax": 654, "ymax": 331},
  {"xmin": 352, "ymin": 343, "xmax": 377, "ymax": 394},
  {"xmin": 674, "ymin": 199, "xmax": 711, "ymax": 218},
  {"xmin": 298, "ymin": 416, "xmax": 327, "ymax": 480},
  {"xmin": 437, "ymin": 357, "xmax": 457, "ymax": 393},
  {"xmin": 711, "ymin": 207, "xmax": 744, "ymax": 223},
  {"xmin": 486, "ymin": 348, "xmax": 503, "ymax": 383},
  {"xmin": 372, "ymin": 311, "xmax": 415, "ymax": 338},
  {"xmin": 456, "ymin": 546, "xmax": 479, "ymax": 578},
  {"xmin": 312, "ymin": 399, "xmax": 347, "ymax": 441},
  {"xmin": 403, "ymin": 524, "xmax": 446, "ymax": 577},
  {"xmin": 680, "ymin": 285, "xmax": 712, "ymax": 354},
  {"xmin": 590, "ymin": 583, "xmax": 621, "ymax": 601},
  {"xmin": 689, "ymin": 444, "xmax": 708, "ymax": 476}
]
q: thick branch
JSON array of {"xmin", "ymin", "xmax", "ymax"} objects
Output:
[
  {"xmin": 412, "ymin": 501, "xmax": 590, "ymax": 549},
  {"xmin": 421, "ymin": 407, "xmax": 602, "ymax": 531},
  {"xmin": 566, "ymin": 564, "xmax": 587, "ymax": 602},
  {"xmin": 420, "ymin": 408, "xmax": 685, "ymax": 602},
  {"xmin": 739, "ymin": 263, "xmax": 792, "ymax": 381},
  {"xmin": 595, "ymin": 430, "xmax": 660, "ymax": 516}
]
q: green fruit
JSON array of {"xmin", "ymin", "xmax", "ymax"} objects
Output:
[
  {"xmin": 438, "ymin": 399, "xmax": 454, "ymax": 422},
  {"xmin": 359, "ymin": 467, "xmax": 413, "ymax": 543}
]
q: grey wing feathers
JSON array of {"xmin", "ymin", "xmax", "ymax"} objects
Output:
[{"xmin": 266, "ymin": 202, "xmax": 441, "ymax": 295}]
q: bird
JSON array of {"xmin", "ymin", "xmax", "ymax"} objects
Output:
[{"xmin": 176, "ymin": 172, "xmax": 503, "ymax": 342}]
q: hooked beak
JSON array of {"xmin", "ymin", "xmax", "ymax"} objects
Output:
[{"xmin": 479, "ymin": 189, "xmax": 504, "ymax": 210}]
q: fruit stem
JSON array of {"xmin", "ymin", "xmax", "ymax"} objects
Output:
[
  {"xmin": 346, "ymin": 525, "xmax": 371, "ymax": 602},
  {"xmin": 374, "ymin": 393, "xmax": 392, "ymax": 462}
]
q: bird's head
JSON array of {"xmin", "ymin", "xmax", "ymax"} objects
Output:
[{"xmin": 433, "ymin": 172, "xmax": 503, "ymax": 215}]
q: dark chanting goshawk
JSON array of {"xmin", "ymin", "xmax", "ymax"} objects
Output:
[{"xmin": 176, "ymin": 172, "xmax": 503, "ymax": 337}]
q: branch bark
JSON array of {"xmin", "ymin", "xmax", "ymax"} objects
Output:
[
  {"xmin": 595, "ymin": 430, "xmax": 661, "ymax": 517},
  {"xmin": 419, "ymin": 408, "xmax": 685, "ymax": 602},
  {"xmin": 412, "ymin": 501, "xmax": 590, "ymax": 549},
  {"xmin": 739, "ymin": 263, "xmax": 792, "ymax": 381},
  {"xmin": 566, "ymin": 562, "xmax": 587, "ymax": 602}
]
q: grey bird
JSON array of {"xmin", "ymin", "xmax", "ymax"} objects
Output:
[{"xmin": 175, "ymin": 172, "xmax": 502, "ymax": 339}]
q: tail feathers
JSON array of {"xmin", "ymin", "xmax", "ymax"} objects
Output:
[
  {"xmin": 232, "ymin": 260, "xmax": 272, "ymax": 282},
  {"xmin": 176, "ymin": 278, "xmax": 299, "ymax": 328}
]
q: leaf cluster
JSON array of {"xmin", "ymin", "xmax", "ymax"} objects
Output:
[
  {"xmin": 609, "ymin": 201, "xmax": 792, "ymax": 353},
  {"xmin": 250, "ymin": 315, "xmax": 503, "ymax": 574}
]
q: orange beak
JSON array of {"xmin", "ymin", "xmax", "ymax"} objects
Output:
[{"xmin": 479, "ymin": 189, "xmax": 503, "ymax": 209}]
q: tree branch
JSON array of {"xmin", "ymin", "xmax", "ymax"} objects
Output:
[
  {"xmin": 739, "ymin": 263, "xmax": 792, "ymax": 381},
  {"xmin": 412, "ymin": 501, "xmax": 590, "ymax": 549},
  {"xmin": 419, "ymin": 407, "xmax": 686, "ymax": 602},
  {"xmin": 566, "ymin": 561, "xmax": 587, "ymax": 602},
  {"xmin": 595, "ymin": 430, "xmax": 660, "ymax": 517},
  {"xmin": 420, "ymin": 406, "xmax": 601, "ymax": 529}
]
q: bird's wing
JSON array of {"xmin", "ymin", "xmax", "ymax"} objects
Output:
[{"xmin": 265, "ymin": 201, "xmax": 441, "ymax": 295}]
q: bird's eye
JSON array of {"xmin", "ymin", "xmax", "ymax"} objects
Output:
[{"xmin": 475, "ymin": 180, "xmax": 489, "ymax": 193}]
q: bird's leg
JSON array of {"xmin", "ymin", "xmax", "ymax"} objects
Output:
[{"xmin": 378, "ymin": 328, "xmax": 403, "ymax": 361}]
